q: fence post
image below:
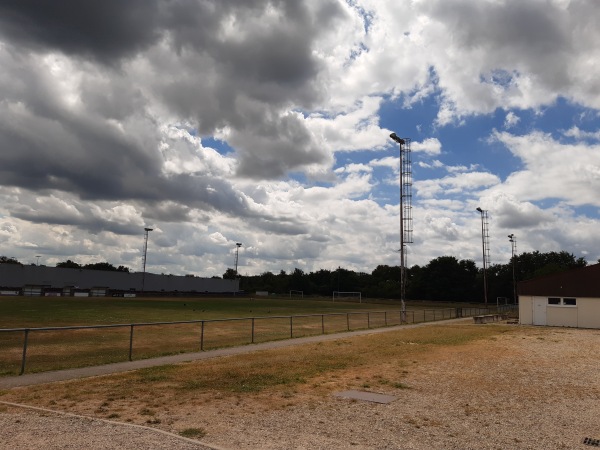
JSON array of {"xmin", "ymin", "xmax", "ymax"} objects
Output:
[
  {"xmin": 128, "ymin": 325, "xmax": 134, "ymax": 361},
  {"xmin": 321, "ymin": 315, "xmax": 325, "ymax": 334},
  {"xmin": 347, "ymin": 313, "xmax": 350, "ymax": 331},
  {"xmin": 384, "ymin": 311, "xmax": 387, "ymax": 326},
  {"xmin": 290, "ymin": 316, "xmax": 293, "ymax": 339},
  {"xmin": 200, "ymin": 321, "xmax": 205, "ymax": 351},
  {"xmin": 367, "ymin": 312, "xmax": 370, "ymax": 328},
  {"xmin": 19, "ymin": 329, "xmax": 30, "ymax": 375},
  {"xmin": 251, "ymin": 318, "xmax": 255, "ymax": 344}
]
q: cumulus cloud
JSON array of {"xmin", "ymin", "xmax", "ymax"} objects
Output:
[
  {"xmin": 415, "ymin": 172, "xmax": 500, "ymax": 198},
  {"xmin": 504, "ymin": 112, "xmax": 520, "ymax": 128},
  {"xmin": 1, "ymin": 0, "xmax": 600, "ymax": 274},
  {"xmin": 412, "ymin": 138, "xmax": 442, "ymax": 155},
  {"xmin": 490, "ymin": 130, "xmax": 600, "ymax": 207},
  {"xmin": 484, "ymin": 192, "xmax": 554, "ymax": 229}
]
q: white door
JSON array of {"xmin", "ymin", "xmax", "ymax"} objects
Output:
[{"xmin": 532, "ymin": 297, "xmax": 547, "ymax": 326}]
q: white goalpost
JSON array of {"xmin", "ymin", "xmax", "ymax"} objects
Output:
[
  {"xmin": 332, "ymin": 291, "xmax": 362, "ymax": 303},
  {"xmin": 289, "ymin": 290, "xmax": 304, "ymax": 299}
]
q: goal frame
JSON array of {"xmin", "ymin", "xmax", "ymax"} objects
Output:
[
  {"xmin": 332, "ymin": 291, "xmax": 362, "ymax": 303},
  {"xmin": 289, "ymin": 290, "xmax": 304, "ymax": 299}
]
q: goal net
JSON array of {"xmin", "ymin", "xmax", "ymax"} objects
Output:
[
  {"xmin": 289, "ymin": 290, "xmax": 304, "ymax": 299},
  {"xmin": 332, "ymin": 291, "xmax": 362, "ymax": 303}
]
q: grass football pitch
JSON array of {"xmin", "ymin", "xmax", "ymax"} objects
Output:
[{"xmin": 0, "ymin": 296, "xmax": 480, "ymax": 376}]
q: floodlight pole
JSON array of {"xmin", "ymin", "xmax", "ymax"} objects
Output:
[
  {"xmin": 234, "ymin": 243, "xmax": 242, "ymax": 277},
  {"xmin": 233, "ymin": 243, "xmax": 242, "ymax": 294},
  {"xmin": 476, "ymin": 208, "xmax": 489, "ymax": 305},
  {"xmin": 141, "ymin": 227, "xmax": 153, "ymax": 294},
  {"xmin": 35, "ymin": 256, "xmax": 41, "ymax": 266},
  {"xmin": 390, "ymin": 132, "xmax": 411, "ymax": 320},
  {"xmin": 508, "ymin": 234, "xmax": 517, "ymax": 304}
]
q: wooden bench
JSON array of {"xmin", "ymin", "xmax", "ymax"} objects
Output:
[{"xmin": 473, "ymin": 314, "xmax": 507, "ymax": 324}]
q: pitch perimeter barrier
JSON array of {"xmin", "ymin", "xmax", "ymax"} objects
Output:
[{"xmin": 0, "ymin": 306, "xmax": 510, "ymax": 376}]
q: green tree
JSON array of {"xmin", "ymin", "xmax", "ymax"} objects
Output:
[
  {"xmin": 516, "ymin": 251, "xmax": 586, "ymax": 281},
  {"xmin": 308, "ymin": 269, "xmax": 334, "ymax": 296},
  {"xmin": 83, "ymin": 262, "xmax": 118, "ymax": 271},
  {"xmin": 370, "ymin": 265, "xmax": 400, "ymax": 298},
  {"xmin": 222, "ymin": 268, "xmax": 237, "ymax": 280},
  {"xmin": 56, "ymin": 259, "xmax": 81, "ymax": 268},
  {"xmin": 418, "ymin": 256, "xmax": 478, "ymax": 302},
  {"xmin": 290, "ymin": 268, "xmax": 306, "ymax": 292},
  {"xmin": 0, "ymin": 256, "xmax": 21, "ymax": 265}
]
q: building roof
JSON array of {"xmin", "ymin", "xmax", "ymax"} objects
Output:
[
  {"xmin": 518, "ymin": 263, "xmax": 600, "ymax": 298},
  {"xmin": 0, "ymin": 264, "xmax": 238, "ymax": 293}
]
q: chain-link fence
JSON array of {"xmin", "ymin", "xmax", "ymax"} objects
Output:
[{"xmin": 1, "ymin": 306, "xmax": 512, "ymax": 376}]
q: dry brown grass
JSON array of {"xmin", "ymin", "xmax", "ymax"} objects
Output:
[
  {"xmin": 0, "ymin": 306, "xmax": 468, "ymax": 375},
  {"xmin": 3, "ymin": 322, "xmax": 599, "ymax": 449},
  {"xmin": 0, "ymin": 323, "xmax": 510, "ymax": 432}
]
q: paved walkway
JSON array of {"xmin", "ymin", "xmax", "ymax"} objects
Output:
[{"xmin": 0, "ymin": 318, "xmax": 470, "ymax": 389}]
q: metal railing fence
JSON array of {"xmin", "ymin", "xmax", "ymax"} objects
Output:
[{"xmin": 0, "ymin": 306, "xmax": 507, "ymax": 376}]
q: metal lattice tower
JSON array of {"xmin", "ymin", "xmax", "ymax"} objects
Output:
[
  {"xmin": 476, "ymin": 208, "xmax": 490, "ymax": 304},
  {"xmin": 508, "ymin": 234, "xmax": 517, "ymax": 303},
  {"xmin": 390, "ymin": 133, "xmax": 413, "ymax": 321},
  {"xmin": 482, "ymin": 210, "xmax": 490, "ymax": 268},
  {"xmin": 234, "ymin": 243, "xmax": 242, "ymax": 277},
  {"xmin": 141, "ymin": 227, "xmax": 153, "ymax": 293},
  {"xmin": 401, "ymin": 138, "xmax": 413, "ymax": 246}
]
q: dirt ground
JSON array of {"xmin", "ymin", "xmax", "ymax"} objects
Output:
[{"xmin": 1, "ymin": 323, "xmax": 599, "ymax": 449}]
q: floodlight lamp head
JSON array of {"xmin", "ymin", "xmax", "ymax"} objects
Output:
[
  {"xmin": 476, "ymin": 207, "xmax": 483, "ymax": 213},
  {"xmin": 236, "ymin": 242, "xmax": 242, "ymax": 247},
  {"xmin": 508, "ymin": 234, "xmax": 514, "ymax": 240},
  {"xmin": 389, "ymin": 133, "xmax": 405, "ymax": 145},
  {"xmin": 144, "ymin": 227, "xmax": 153, "ymax": 232}
]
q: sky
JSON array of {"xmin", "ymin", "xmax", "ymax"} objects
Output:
[{"xmin": 1, "ymin": 0, "xmax": 600, "ymax": 278}]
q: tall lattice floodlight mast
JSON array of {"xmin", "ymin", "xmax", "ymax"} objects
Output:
[
  {"xmin": 141, "ymin": 227, "xmax": 153, "ymax": 293},
  {"xmin": 476, "ymin": 208, "xmax": 490, "ymax": 305},
  {"xmin": 234, "ymin": 243, "xmax": 242, "ymax": 277},
  {"xmin": 390, "ymin": 133, "xmax": 413, "ymax": 320},
  {"xmin": 508, "ymin": 234, "xmax": 517, "ymax": 304}
]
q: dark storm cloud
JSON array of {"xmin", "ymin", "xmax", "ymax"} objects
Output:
[
  {"xmin": 425, "ymin": 0, "xmax": 572, "ymax": 89},
  {"xmin": 0, "ymin": 0, "xmax": 348, "ymax": 227},
  {"xmin": 0, "ymin": 0, "xmax": 163, "ymax": 63},
  {"xmin": 254, "ymin": 217, "xmax": 310, "ymax": 236},
  {"xmin": 12, "ymin": 207, "xmax": 143, "ymax": 236},
  {"xmin": 232, "ymin": 112, "xmax": 329, "ymax": 179},
  {"xmin": 154, "ymin": 0, "xmax": 346, "ymax": 178},
  {"xmin": 0, "ymin": 100, "xmax": 163, "ymax": 200}
]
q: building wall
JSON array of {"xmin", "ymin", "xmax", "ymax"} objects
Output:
[
  {"xmin": 546, "ymin": 305, "xmax": 578, "ymax": 327},
  {"xmin": 519, "ymin": 295, "xmax": 600, "ymax": 329},
  {"xmin": 519, "ymin": 296, "xmax": 533, "ymax": 325},
  {"xmin": 578, "ymin": 298, "xmax": 600, "ymax": 329},
  {"xmin": 0, "ymin": 264, "xmax": 239, "ymax": 294}
]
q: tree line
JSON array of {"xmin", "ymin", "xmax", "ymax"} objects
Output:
[
  {"xmin": 232, "ymin": 251, "xmax": 588, "ymax": 302},
  {"xmin": 0, "ymin": 257, "xmax": 130, "ymax": 273},
  {"xmin": 1, "ymin": 251, "xmax": 589, "ymax": 302}
]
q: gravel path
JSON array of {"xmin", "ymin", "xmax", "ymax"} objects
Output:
[
  {"xmin": 1, "ymin": 323, "xmax": 599, "ymax": 449},
  {"xmin": 0, "ymin": 407, "xmax": 219, "ymax": 450}
]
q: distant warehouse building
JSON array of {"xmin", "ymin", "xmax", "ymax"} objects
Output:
[
  {"xmin": 0, "ymin": 264, "xmax": 239, "ymax": 297},
  {"xmin": 518, "ymin": 264, "xmax": 600, "ymax": 329}
]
